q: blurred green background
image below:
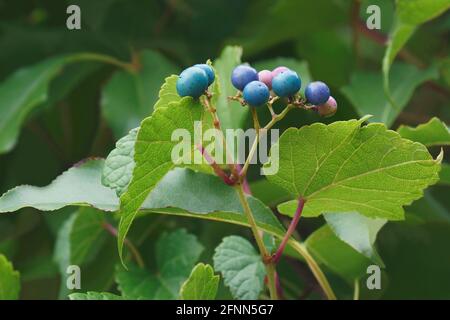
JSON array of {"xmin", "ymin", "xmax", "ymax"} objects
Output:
[{"xmin": 0, "ymin": 0, "xmax": 449, "ymax": 299}]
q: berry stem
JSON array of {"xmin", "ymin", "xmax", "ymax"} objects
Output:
[
  {"xmin": 272, "ymin": 197, "xmax": 305, "ymax": 264},
  {"xmin": 196, "ymin": 144, "xmax": 235, "ymax": 185}
]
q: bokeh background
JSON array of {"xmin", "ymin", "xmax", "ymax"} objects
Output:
[{"xmin": 0, "ymin": 0, "xmax": 449, "ymax": 299}]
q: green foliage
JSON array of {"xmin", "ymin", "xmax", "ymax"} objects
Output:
[
  {"xmin": 213, "ymin": 236, "xmax": 265, "ymax": 300},
  {"xmin": 69, "ymin": 291, "xmax": 123, "ymax": 300},
  {"xmin": 180, "ymin": 263, "xmax": 220, "ymax": 300},
  {"xmin": 397, "ymin": 117, "xmax": 450, "ymax": 147},
  {"xmin": 0, "ymin": 254, "xmax": 20, "ymax": 299},
  {"xmin": 116, "ymin": 229, "xmax": 203, "ymax": 299},
  {"xmin": 267, "ymin": 118, "xmax": 442, "ymax": 220}
]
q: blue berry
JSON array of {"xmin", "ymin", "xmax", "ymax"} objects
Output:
[
  {"xmin": 176, "ymin": 67, "xmax": 209, "ymax": 98},
  {"xmin": 194, "ymin": 64, "xmax": 215, "ymax": 85},
  {"xmin": 243, "ymin": 81, "xmax": 270, "ymax": 106},
  {"xmin": 231, "ymin": 65, "xmax": 258, "ymax": 91},
  {"xmin": 272, "ymin": 70, "xmax": 301, "ymax": 97},
  {"xmin": 305, "ymin": 81, "xmax": 330, "ymax": 105}
]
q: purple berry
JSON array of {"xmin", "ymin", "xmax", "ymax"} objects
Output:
[
  {"xmin": 317, "ymin": 96, "xmax": 337, "ymax": 117},
  {"xmin": 305, "ymin": 81, "xmax": 331, "ymax": 105},
  {"xmin": 258, "ymin": 70, "xmax": 273, "ymax": 89},
  {"xmin": 243, "ymin": 81, "xmax": 270, "ymax": 106},
  {"xmin": 231, "ymin": 65, "xmax": 259, "ymax": 91}
]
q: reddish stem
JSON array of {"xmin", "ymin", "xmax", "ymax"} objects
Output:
[
  {"xmin": 272, "ymin": 197, "xmax": 306, "ymax": 264},
  {"xmin": 236, "ymin": 164, "xmax": 252, "ymax": 195},
  {"xmin": 197, "ymin": 144, "xmax": 235, "ymax": 185}
]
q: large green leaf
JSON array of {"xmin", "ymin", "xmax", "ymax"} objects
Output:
[
  {"xmin": 266, "ymin": 117, "xmax": 442, "ymax": 220},
  {"xmin": 213, "ymin": 236, "xmax": 265, "ymax": 300},
  {"xmin": 117, "ymin": 97, "xmax": 206, "ymax": 262},
  {"xmin": 342, "ymin": 64, "xmax": 438, "ymax": 127},
  {"xmin": 115, "ymin": 229, "xmax": 203, "ymax": 299},
  {"xmin": 180, "ymin": 263, "xmax": 220, "ymax": 300},
  {"xmin": 382, "ymin": 0, "xmax": 449, "ymax": 107},
  {"xmin": 324, "ymin": 213, "xmax": 386, "ymax": 266},
  {"xmin": 0, "ymin": 254, "xmax": 20, "ymax": 299},
  {"xmin": 102, "ymin": 127, "xmax": 139, "ymax": 196},
  {"xmin": 397, "ymin": 117, "xmax": 450, "ymax": 147},
  {"xmin": 0, "ymin": 56, "xmax": 68, "ymax": 154},
  {"xmin": 212, "ymin": 46, "xmax": 246, "ymax": 131},
  {"xmin": 0, "ymin": 159, "xmax": 118, "ymax": 213},
  {"xmin": 69, "ymin": 291, "xmax": 123, "ymax": 300},
  {"xmin": 101, "ymin": 50, "xmax": 178, "ymax": 138}
]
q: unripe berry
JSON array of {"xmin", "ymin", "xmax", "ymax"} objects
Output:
[
  {"xmin": 272, "ymin": 66, "xmax": 290, "ymax": 78},
  {"xmin": 305, "ymin": 81, "xmax": 330, "ymax": 105},
  {"xmin": 272, "ymin": 70, "xmax": 301, "ymax": 98},
  {"xmin": 243, "ymin": 81, "xmax": 270, "ymax": 107},
  {"xmin": 231, "ymin": 65, "xmax": 258, "ymax": 91},
  {"xmin": 258, "ymin": 70, "xmax": 273, "ymax": 89},
  {"xmin": 317, "ymin": 96, "xmax": 337, "ymax": 117},
  {"xmin": 194, "ymin": 64, "xmax": 215, "ymax": 85},
  {"xmin": 176, "ymin": 67, "xmax": 209, "ymax": 98}
]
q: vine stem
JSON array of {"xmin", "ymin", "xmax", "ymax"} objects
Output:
[
  {"xmin": 272, "ymin": 197, "xmax": 305, "ymax": 264},
  {"xmin": 69, "ymin": 52, "xmax": 137, "ymax": 73},
  {"xmin": 353, "ymin": 279, "xmax": 360, "ymax": 300},
  {"xmin": 288, "ymin": 239, "xmax": 337, "ymax": 300},
  {"xmin": 235, "ymin": 184, "xmax": 278, "ymax": 300}
]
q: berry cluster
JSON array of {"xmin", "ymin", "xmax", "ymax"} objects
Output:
[
  {"xmin": 231, "ymin": 64, "xmax": 336, "ymax": 117},
  {"xmin": 176, "ymin": 64, "xmax": 215, "ymax": 98}
]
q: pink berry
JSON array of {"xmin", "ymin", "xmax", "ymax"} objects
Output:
[
  {"xmin": 272, "ymin": 66, "xmax": 290, "ymax": 79},
  {"xmin": 317, "ymin": 96, "xmax": 337, "ymax": 117},
  {"xmin": 258, "ymin": 70, "xmax": 273, "ymax": 89}
]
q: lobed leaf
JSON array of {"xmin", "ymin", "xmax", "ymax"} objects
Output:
[
  {"xmin": 397, "ymin": 117, "xmax": 450, "ymax": 147},
  {"xmin": 180, "ymin": 263, "xmax": 220, "ymax": 300},
  {"xmin": 0, "ymin": 254, "xmax": 20, "ymax": 300},
  {"xmin": 266, "ymin": 117, "xmax": 442, "ymax": 220}
]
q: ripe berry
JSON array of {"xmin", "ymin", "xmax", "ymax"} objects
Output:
[
  {"xmin": 305, "ymin": 81, "xmax": 330, "ymax": 105},
  {"xmin": 176, "ymin": 66, "xmax": 209, "ymax": 98},
  {"xmin": 317, "ymin": 96, "xmax": 337, "ymax": 117},
  {"xmin": 231, "ymin": 65, "xmax": 258, "ymax": 91},
  {"xmin": 258, "ymin": 70, "xmax": 273, "ymax": 89},
  {"xmin": 272, "ymin": 70, "xmax": 301, "ymax": 98},
  {"xmin": 194, "ymin": 64, "xmax": 215, "ymax": 85},
  {"xmin": 272, "ymin": 66, "xmax": 290, "ymax": 78},
  {"xmin": 243, "ymin": 81, "xmax": 270, "ymax": 106}
]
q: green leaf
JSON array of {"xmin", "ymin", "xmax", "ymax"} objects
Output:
[
  {"xmin": 382, "ymin": 0, "xmax": 449, "ymax": 109},
  {"xmin": 154, "ymin": 75, "xmax": 181, "ymax": 110},
  {"xmin": 305, "ymin": 225, "xmax": 373, "ymax": 282},
  {"xmin": 439, "ymin": 163, "xmax": 450, "ymax": 186},
  {"xmin": 101, "ymin": 50, "xmax": 178, "ymax": 138},
  {"xmin": 0, "ymin": 159, "xmax": 118, "ymax": 213},
  {"xmin": 0, "ymin": 56, "xmax": 68, "ymax": 154},
  {"xmin": 342, "ymin": 64, "xmax": 438, "ymax": 127},
  {"xmin": 102, "ymin": 127, "xmax": 139, "ymax": 196},
  {"xmin": 180, "ymin": 263, "xmax": 220, "ymax": 300},
  {"xmin": 116, "ymin": 229, "xmax": 203, "ymax": 299},
  {"xmin": 212, "ymin": 46, "xmax": 246, "ymax": 131},
  {"xmin": 69, "ymin": 291, "xmax": 123, "ymax": 300},
  {"xmin": 397, "ymin": 117, "xmax": 450, "ymax": 147},
  {"xmin": 0, "ymin": 254, "xmax": 20, "ymax": 299},
  {"xmin": 324, "ymin": 213, "xmax": 386, "ymax": 266},
  {"xmin": 266, "ymin": 118, "xmax": 442, "ymax": 220},
  {"xmin": 213, "ymin": 236, "xmax": 265, "ymax": 300},
  {"xmin": 254, "ymin": 58, "xmax": 312, "ymax": 95},
  {"xmin": 117, "ymin": 97, "xmax": 206, "ymax": 262}
]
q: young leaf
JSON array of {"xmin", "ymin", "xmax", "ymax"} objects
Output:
[
  {"xmin": 116, "ymin": 229, "xmax": 204, "ymax": 299},
  {"xmin": 212, "ymin": 46, "xmax": 246, "ymax": 131},
  {"xmin": 180, "ymin": 263, "xmax": 220, "ymax": 300},
  {"xmin": 117, "ymin": 97, "xmax": 206, "ymax": 262},
  {"xmin": 102, "ymin": 127, "xmax": 139, "ymax": 196},
  {"xmin": 0, "ymin": 56, "xmax": 68, "ymax": 154},
  {"xmin": 305, "ymin": 225, "xmax": 373, "ymax": 282},
  {"xmin": 266, "ymin": 118, "xmax": 442, "ymax": 220},
  {"xmin": 154, "ymin": 75, "xmax": 181, "ymax": 110},
  {"xmin": 0, "ymin": 254, "xmax": 20, "ymax": 299},
  {"xmin": 382, "ymin": 0, "xmax": 449, "ymax": 108},
  {"xmin": 342, "ymin": 64, "xmax": 438, "ymax": 127},
  {"xmin": 0, "ymin": 159, "xmax": 118, "ymax": 213},
  {"xmin": 101, "ymin": 50, "xmax": 178, "ymax": 138},
  {"xmin": 397, "ymin": 117, "xmax": 450, "ymax": 147},
  {"xmin": 69, "ymin": 291, "xmax": 123, "ymax": 300},
  {"xmin": 324, "ymin": 213, "xmax": 386, "ymax": 266},
  {"xmin": 213, "ymin": 236, "xmax": 265, "ymax": 300}
]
